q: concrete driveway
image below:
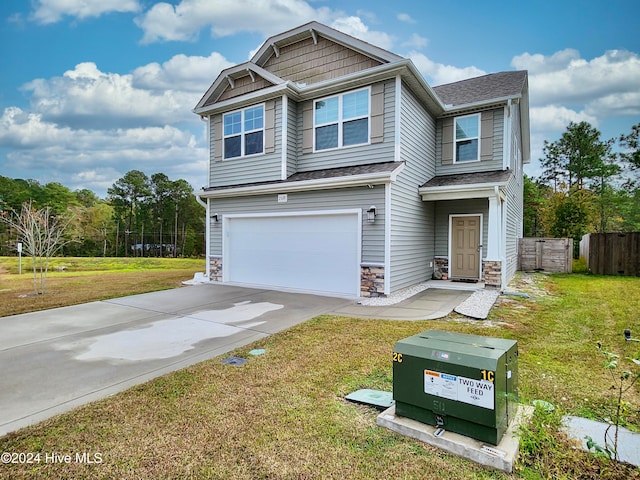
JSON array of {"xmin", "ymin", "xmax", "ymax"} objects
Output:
[{"xmin": 0, "ymin": 284, "xmax": 352, "ymax": 437}]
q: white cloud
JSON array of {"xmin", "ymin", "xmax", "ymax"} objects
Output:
[
  {"xmin": 402, "ymin": 33, "xmax": 428, "ymax": 50},
  {"xmin": 132, "ymin": 52, "xmax": 234, "ymax": 93},
  {"xmin": 135, "ymin": 0, "xmax": 332, "ymax": 44},
  {"xmin": 21, "ymin": 62, "xmax": 204, "ymax": 128},
  {"xmin": 329, "ymin": 16, "xmax": 394, "ymax": 51},
  {"xmin": 511, "ymin": 48, "xmax": 640, "ymax": 174},
  {"xmin": 134, "ymin": 1, "xmax": 399, "ymax": 59},
  {"xmin": 511, "ymin": 49, "xmax": 581, "ymax": 74},
  {"xmin": 397, "ymin": 13, "xmax": 416, "ymax": 24},
  {"xmin": 0, "ymin": 45, "xmax": 238, "ymax": 195},
  {"xmin": 31, "ymin": 0, "xmax": 140, "ymax": 24},
  {"xmin": 514, "ymin": 49, "xmax": 640, "ymax": 109},
  {"xmin": 408, "ymin": 52, "xmax": 486, "ymax": 85},
  {"xmin": 531, "ymin": 105, "xmax": 599, "ymax": 133},
  {"xmin": 0, "ymin": 107, "xmax": 207, "ymax": 195},
  {"xmin": 585, "ymin": 91, "xmax": 640, "ymax": 117}
]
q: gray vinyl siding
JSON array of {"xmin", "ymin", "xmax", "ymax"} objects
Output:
[
  {"xmin": 435, "ymin": 108, "xmax": 504, "ymax": 176},
  {"xmin": 505, "ymin": 169, "xmax": 523, "ymax": 283},
  {"xmin": 389, "ymin": 83, "xmax": 437, "ymax": 292},
  {"xmin": 504, "ymin": 104, "xmax": 523, "ymax": 283},
  {"xmin": 209, "ymin": 98, "xmax": 283, "ymax": 187},
  {"xmin": 433, "ymin": 199, "xmax": 489, "ymax": 258},
  {"xmin": 286, "ymin": 96, "xmax": 298, "ymax": 177},
  {"xmin": 296, "ymin": 80, "xmax": 396, "ymax": 172},
  {"xmin": 208, "ymin": 185, "xmax": 385, "ymax": 264}
]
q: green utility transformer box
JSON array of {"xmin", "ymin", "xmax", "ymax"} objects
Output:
[{"xmin": 393, "ymin": 330, "xmax": 518, "ymax": 445}]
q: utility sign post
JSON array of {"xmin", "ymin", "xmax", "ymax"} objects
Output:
[{"xmin": 17, "ymin": 242, "xmax": 22, "ymax": 275}]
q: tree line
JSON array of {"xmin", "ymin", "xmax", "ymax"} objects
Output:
[
  {"xmin": 2, "ymin": 122, "xmax": 638, "ymax": 261},
  {"xmin": 0, "ymin": 170, "xmax": 205, "ymax": 258},
  {"xmin": 524, "ymin": 122, "xmax": 640, "ymax": 256}
]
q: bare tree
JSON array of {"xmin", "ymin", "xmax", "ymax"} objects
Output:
[{"xmin": 0, "ymin": 202, "xmax": 76, "ymax": 295}]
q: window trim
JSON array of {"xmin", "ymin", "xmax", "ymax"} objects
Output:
[
  {"xmin": 313, "ymin": 87, "xmax": 371, "ymax": 152},
  {"xmin": 453, "ymin": 113, "xmax": 481, "ymax": 163},
  {"xmin": 222, "ymin": 103, "xmax": 265, "ymax": 159}
]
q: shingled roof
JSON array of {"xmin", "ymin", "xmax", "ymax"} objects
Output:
[
  {"xmin": 433, "ymin": 71, "xmax": 527, "ymax": 107},
  {"xmin": 202, "ymin": 162, "xmax": 404, "ymax": 193}
]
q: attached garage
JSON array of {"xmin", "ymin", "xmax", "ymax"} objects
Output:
[{"xmin": 223, "ymin": 210, "xmax": 361, "ymax": 297}]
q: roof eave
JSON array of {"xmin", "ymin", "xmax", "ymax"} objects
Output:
[
  {"xmin": 419, "ymin": 181, "xmax": 509, "ymax": 201},
  {"xmin": 194, "ymin": 60, "xmax": 447, "ymax": 117},
  {"xmin": 194, "ymin": 82, "xmax": 297, "ymax": 116},
  {"xmin": 199, "ymin": 164, "xmax": 405, "ymax": 199},
  {"xmin": 441, "ymin": 93, "xmax": 523, "ymax": 115}
]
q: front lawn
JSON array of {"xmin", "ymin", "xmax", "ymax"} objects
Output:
[
  {"xmin": 0, "ymin": 272, "xmax": 638, "ymax": 479},
  {"xmin": 0, "ymin": 257, "xmax": 205, "ymax": 317}
]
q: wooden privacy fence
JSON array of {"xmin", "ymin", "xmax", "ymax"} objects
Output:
[
  {"xmin": 518, "ymin": 238, "xmax": 573, "ymax": 273},
  {"xmin": 580, "ymin": 232, "xmax": 640, "ymax": 276}
]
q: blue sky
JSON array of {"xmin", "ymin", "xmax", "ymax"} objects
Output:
[{"xmin": 1, "ymin": 0, "xmax": 639, "ymax": 197}]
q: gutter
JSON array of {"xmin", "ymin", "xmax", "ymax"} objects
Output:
[
  {"xmin": 194, "ymin": 192, "xmax": 207, "ymax": 208},
  {"xmin": 440, "ymin": 93, "xmax": 523, "ymax": 116}
]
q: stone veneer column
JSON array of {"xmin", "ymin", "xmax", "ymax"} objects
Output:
[
  {"xmin": 482, "ymin": 260, "xmax": 502, "ymax": 289},
  {"xmin": 360, "ymin": 266, "xmax": 385, "ymax": 297},
  {"xmin": 209, "ymin": 257, "xmax": 223, "ymax": 282}
]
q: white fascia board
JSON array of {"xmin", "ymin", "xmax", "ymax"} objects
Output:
[
  {"xmin": 194, "ymin": 82, "xmax": 293, "ymax": 116},
  {"xmin": 295, "ymin": 61, "xmax": 408, "ymax": 99},
  {"xmin": 441, "ymin": 94, "xmax": 523, "ymax": 116},
  {"xmin": 419, "ymin": 181, "xmax": 507, "ymax": 201},
  {"xmin": 200, "ymin": 164, "xmax": 405, "ymax": 200}
]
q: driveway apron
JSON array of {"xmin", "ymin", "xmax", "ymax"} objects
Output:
[{"xmin": 0, "ymin": 284, "xmax": 351, "ymax": 437}]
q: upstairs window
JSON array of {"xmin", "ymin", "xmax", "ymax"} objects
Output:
[
  {"xmin": 223, "ymin": 105, "xmax": 264, "ymax": 159},
  {"xmin": 314, "ymin": 88, "xmax": 369, "ymax": 151},
  {"xmin": 454, "ymin": 114, "xmax": 480, "ymax": 162}
]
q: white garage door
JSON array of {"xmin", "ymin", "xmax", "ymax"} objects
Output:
[{"xmin": 225, "ymin": 212, "xmax": 360, "ymax": 296}]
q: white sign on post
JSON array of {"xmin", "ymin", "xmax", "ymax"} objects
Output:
[{"xmin": 17, "ymin": 242, "xmax": 23, "ymax": 275}]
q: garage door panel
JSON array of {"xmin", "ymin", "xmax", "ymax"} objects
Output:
[{"xmin": 225, "ymin": 213, "xmax": 359, "ymax": 296}]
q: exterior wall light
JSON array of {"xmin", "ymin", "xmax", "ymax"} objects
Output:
[
  {"xmin": 367, "ymin": 206, "xmax": 377, "ymax": 223},
  {"xmin": 211, "ymin": 213, "xmax": 219, "ymax": 222}
]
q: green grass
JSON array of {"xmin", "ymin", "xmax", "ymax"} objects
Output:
[
  {"xmin": 0, "ymin": 256, "xmax": 204, "ymax": 275},
  {"xmin": 0, "ymin": 256, "xmax": 205, "ymax": 316},
  {"xmin": 0, "ymin": 271, "xmax": 638, "ymax": 479}
]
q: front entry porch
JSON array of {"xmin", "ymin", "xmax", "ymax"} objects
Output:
[{"xmin": 419, "ymin": 171, "xmax": 510, "ymax": 290}]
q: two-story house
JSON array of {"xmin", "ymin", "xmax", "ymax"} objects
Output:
[{"xmin": 194, "ymin": 21, "xmax": 530, "ymax": 298}]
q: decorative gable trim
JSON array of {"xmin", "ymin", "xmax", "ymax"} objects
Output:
[
  {"xmin": 194, "ymin": 63, "xmax": 285, "ymax": 112},
  {"xmin": 251, "ymin": 21, "xmax": 403, "ymax": 68}
]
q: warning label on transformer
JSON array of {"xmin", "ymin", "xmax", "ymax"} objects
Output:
[{"xmin": 424, "ymin": 369, "xmax": 494, "ymax": 410}]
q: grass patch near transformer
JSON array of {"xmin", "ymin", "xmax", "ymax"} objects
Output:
[{"xmin": 0, "ymin": 273, "xmax": 639, "ymax": 478}]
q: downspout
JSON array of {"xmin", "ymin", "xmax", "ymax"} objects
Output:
[
  {"xmin": 281, "ymin": 94, "xmax": 288, "ymax": 180},
  {"xmin": 503, "ymin": 99, "xmax": 512, "ymax": 170},
  {"xmin": 194, "ymin": 194, "xmax": 210, "ymax": 278}
]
